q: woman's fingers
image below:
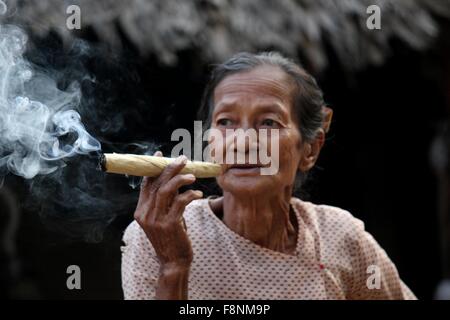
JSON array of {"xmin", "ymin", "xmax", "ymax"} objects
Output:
[
  {"xmin": 158, "ymin": 174, "xmax": 196, "ymax": 200},
  {"xmin": 132, "ymin": 151, "xmax": 198, "ymax": 270},
  {"xmin": 150, "ymin": 155, "xmax": 189, "ymax": 214},
  {"xmin": 150, "ymin": 155, "xmax": 188, "ymax": 193},
  {"xmin": 154, "ymin": 174, "xmax": 196, "ymax": 215},
  {"xmin": 136, "ymin": 152, "xmax": 202, "ymax": 225},
  {"xmin": 140, "ymin": 150, "xmax": 164, "ymax": 194},
  {"xmin": 168, "ymin": 189, "xmax": 203, "ymax": 220},
  {"xmin": 140, "ymin": 176, "xmax": 151, "ymax": 191},
  {"xmin": 139, "ymin": 150, "xmax": 164, "ymax": 192},
  {"xmin": 135, "ymin": 150, "xmax": 163, "ymax": 221}
]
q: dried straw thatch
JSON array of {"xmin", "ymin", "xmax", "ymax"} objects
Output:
[{"xmin": 1, "ymin": 0, "xmax": 450, "ymax": 72}]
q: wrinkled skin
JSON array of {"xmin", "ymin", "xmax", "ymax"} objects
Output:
[
  {"xmin": 134, "ymin": 65, "xmax": 325, "ymax": 299},
  {"xmin": 208, "ymin": 65, "xmax": 325, "ymax": 253},
  {"xmin": 134, "ymin": 152, "xmax": 202, "ymax": 299}
]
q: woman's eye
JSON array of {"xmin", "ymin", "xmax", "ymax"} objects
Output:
[
  {"xmin": 261, "ymin": 119, "xmax": 278, "ymax": 127},
  {"xmin": 217, "ymin": 118, "xmax": 233, "ymax": 126}
]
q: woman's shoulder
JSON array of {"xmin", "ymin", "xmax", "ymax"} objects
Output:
[
  {"xmin": 183, "ymin": 197, "xmax": 366, "ymax": 235},
  {"xmin": 290, "ymin": 197, "xmax": 366, "ymax": 242}
]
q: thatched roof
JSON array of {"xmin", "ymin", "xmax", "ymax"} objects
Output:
[{"xmin": 2, "ymin": 0, "xmax": 450, "ymax": 72}]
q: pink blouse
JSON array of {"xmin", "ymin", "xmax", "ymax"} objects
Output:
[{"xmin": 121, "ymin": 197, "xmax": 417, "ymax": 300}]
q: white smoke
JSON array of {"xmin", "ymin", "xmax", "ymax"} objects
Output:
[
  {"xmin": 0, "ymin": 21, "xmax": 101, "ymax": 180},
  {"xmin": 0, "ymin": 1, "xmax": 6, "ymax": 15},
  {"xmin": 0, "ymin": 2, "xmax": 160, "ymax": 242}
]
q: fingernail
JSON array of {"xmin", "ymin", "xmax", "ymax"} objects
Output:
[
  {"xmin": 177, "ymin": 155, "xmax": 188, "ymax": 164},
  {"xmin": 195, "ymin": 190, "xmax": 203, "ymax": 197},
  {"xmin": 186, "ymin": 174, "xmax": 195, "ymax": 180}
]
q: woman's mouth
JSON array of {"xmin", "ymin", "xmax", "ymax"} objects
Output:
[{"xmin": 226, "ymin": 164, "xmax": 264, "ymax": 175}]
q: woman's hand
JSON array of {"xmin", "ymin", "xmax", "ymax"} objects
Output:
[
  {"xmin": 134, "ymin": 151, "xmax": 202, "ymax": 267},
  {"xmin": 133, "ymin": 151, "xmax": 203, "ymax": 299}
]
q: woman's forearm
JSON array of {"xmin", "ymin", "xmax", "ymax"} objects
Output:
[{"xmin": 155, "ymin": 264, "xmax": 190, "ymax": 299}]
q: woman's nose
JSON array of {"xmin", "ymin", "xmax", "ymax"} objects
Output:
[
  {"xmin": 238, "ymin": 119, "xmax": 253, "ymax": 131},
  {"xmin": 232, "ymin": 127, "xmax": 259, "ymax": 154}
]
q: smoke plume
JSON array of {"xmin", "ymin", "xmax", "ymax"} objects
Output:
[
  {"xmin": 0, "ymin": 3, "xmax": 159, "ymax": 242},
  {"xmin": 0, "ymin": 24, "xmax": 101, "ymax": 181}
]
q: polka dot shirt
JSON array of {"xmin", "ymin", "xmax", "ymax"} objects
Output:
[{"xmin": 121, "ymin": 197, "xmax": 417, "ymax": 300}]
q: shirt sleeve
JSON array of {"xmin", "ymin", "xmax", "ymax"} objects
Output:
[
  {"xmin": 121, "ymin": 221, "xmax": 161, "ymax": 300},
  {"xmin": 346, "ymin": 217, "xmax": 417, "ymax": 300}
]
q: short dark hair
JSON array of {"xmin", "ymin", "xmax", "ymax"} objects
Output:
[{"xmin": 198, "ymin": 51, "xmax": 325, "ymax": 143}]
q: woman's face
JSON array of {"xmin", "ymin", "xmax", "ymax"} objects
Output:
[{"xmin": 209, "ymin": 65, "xmax": 315, "ymax": 197}]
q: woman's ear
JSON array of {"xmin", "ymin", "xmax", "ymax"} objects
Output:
[
  {"xmin": 298, "ymin": 129, "xmax": 325, "ymax": 172},
  {"xmin": 322, "ymin": 106, "xmax": 333, "ymax": 133}
]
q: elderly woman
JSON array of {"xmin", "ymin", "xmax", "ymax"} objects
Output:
[{"xmin": 121, "ymin": 52, "xmax": 416, "ymax": 300}]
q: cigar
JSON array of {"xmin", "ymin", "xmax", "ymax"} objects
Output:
[{"xmin": 99, "ymin": 153, "xmax": 221, "ymax": 178}]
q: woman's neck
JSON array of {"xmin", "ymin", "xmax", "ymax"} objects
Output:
[{"xmin": 212, "ymin": 189, "xmax": 298, "ymax": 254}]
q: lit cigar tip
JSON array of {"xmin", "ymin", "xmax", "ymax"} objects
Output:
[{"xmin": 98, "ymin": 153, "xmax": 107, "ymax": 172}]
